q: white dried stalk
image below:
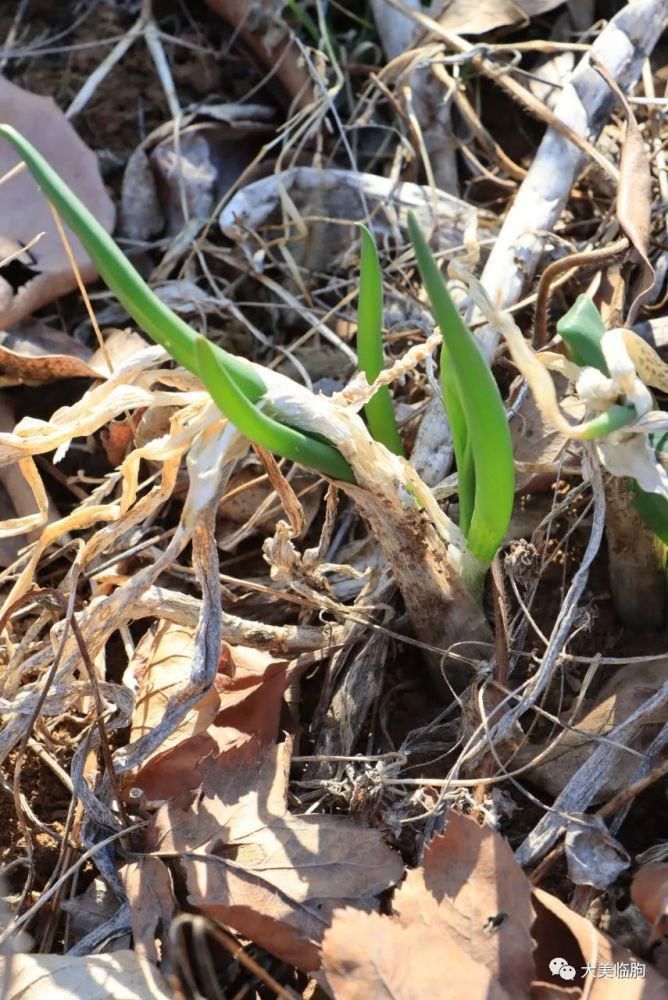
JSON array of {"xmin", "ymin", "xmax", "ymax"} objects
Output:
[{"xmin": 478, "ymin": 0, "xmax": 668, "ymax": 357}]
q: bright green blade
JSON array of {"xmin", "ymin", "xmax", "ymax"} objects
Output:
[
  {"xmin": 557, "ymin": 295, "xmax": 608, "ymax": 374},
  {"xmin": 0, "ymin": 124, "xmax": 263, "ymax": 400},
  {"xmin": 440, "ymin": 344, "xmax": 474, "ymax": 537},
  {"xmin": 408, "ymin": 213, "xmax": 515, "ymax": 565},
  {"xmin": 195, "ymin": 337, "xmax": 356, "ymax": 483},
  {"xmin": 357, "ymin": 225, "xmax": 403, "ymax": 455},
  {"xmin": 632, "ymin": 483, "xmax": 668, "ymax": 546}
]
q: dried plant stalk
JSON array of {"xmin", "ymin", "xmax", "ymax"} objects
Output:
[{"xmin": 605, "ymin": 478, "xmax": 667, "ymax": 628}]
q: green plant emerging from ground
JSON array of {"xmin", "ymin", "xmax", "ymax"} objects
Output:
[
  {"xmin": 0, "ymin": 125, "xmax": 515, "ymax": 569},
  {"xmin": 356, "ymin": 225, "xmax": 404, "ymax": 456},
  {"xmin": 408, "ymin": 214, "xmax": 515, "ymax": 565}
]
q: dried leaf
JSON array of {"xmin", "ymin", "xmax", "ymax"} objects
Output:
[
  {"xmin": 0, "ymin": 950, "xmax": 170, "ymax": 1000},
  {"xmin": 148, "ymin": 738, "xmax": 402, "ymax": 970},
  {"xmin": 0, "ymin": 75, "xmax": 115, "ymax": 328},
  {"xmin": 394, "ymin": 812, "xmax": 535, "ymax": 997},
  {"xmin": 631, "ymin": 863, "xmax": 668, "ymax": 942},
  {"xmin": 509, "ymin": 376, "xmax": 584, "ymax": 491},
  {"xmin": 533, "ymin": 888, "xmax": 668, "ymax": 997},
  {"xmin": 124, "ymin": 622, "xmax": 291, "ymax": 800},
  {"xmin": 0, "ymin": 320, "xmax": 96, "ymax": 384},
  {"xmin": 322, "ymin": 908, "xmax": 508, "ymax": 999},
  {"xmin": 564, "ymin": 814, "xmax": 630, "ymax": 890},
  {"xmin": 121, "ymin": 858, "xmax": 176, "ymax": 964},
  {"xmin": 593, "ymin": 62, "xmax": 655, "ymax": 324},
  {"xmin": 437, "ymin": 0, "xmax": 566, "ymax": 35}
]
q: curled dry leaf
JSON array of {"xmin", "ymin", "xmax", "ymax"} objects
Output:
[
  {"xmin": 0, "ymin": 320, "xmax": 95, "ymax": 384},
  {"xmin": 436, "ymin": 0, "xmax": 567, "ymax": 34},
  {"xmin": 631, "ymin": 863, "xmax": 668, "ymax": 942},
  {"xmin": 123, "ymin": 621, "xmax": 290, "ymax": 801},
  {"xmin": 120, "ymin": 858, "xmax": 176, "ymax": 965},
  {"xmin": 0, "ymin": 950, "xmax": 170, "ymax": 1000},
  {"xmin": 532, "ymin": 887, "xmax": 667, "ymax": 997},
  {"xmin": 148, "ymin": 737, "xmax": 402, "ymax": 971},
  {"xmin": 594, "ymin": 62, "xmax": 655, "ymax": 325},
  {"xmin": 0, "ymin": 75, "xmax": 115, "ymax": 328}
]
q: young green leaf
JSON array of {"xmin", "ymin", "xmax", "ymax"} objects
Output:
[
  {"xmin": 0, "ymin": 124, "xmax": 264, "ymax": 401},
  {"xmin": 357, "ymin": 225, "xmax": 403, "ymax": 455},
  {"xmin": 632, "ymin": 483, "xmax": 668, "ymax": 546},
  {"xmin": 556, "ymin": 295, "xmax": 609, "ymax": 374},
  {"xmin": 195, "ymin": 337, "xmax": 355, "ymax": 483},
  {"xmin": 440, "ymin": 349, "xmax": 474, "ymax": 536},
  {"xmin": 408, "ymin": 212, "xmax": 514, "ymax": 565}
]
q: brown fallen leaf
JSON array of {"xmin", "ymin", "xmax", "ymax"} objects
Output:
[
  {"xmin": 631, "ymin": 864, "xmax": 668, "ymax": 943},
  {"xmin": 532, "ymin": 887, "xmax": 668, "ymax": 998},
  {"xmin": 436, "ymin": 0, "xmax": 566, "ymax": 35},
  {"xmin": 394, "ymin": 812, "xmax": 535, "ymax": 997},
  {"xmin": 121, "ymin": 858, "xmax": 176, "ymax": 965},
  {"xmin": 0, "ymin": 950, "xmax": 170, "ymax": 1000},
  {"xmin": 593, "ymin": 60, "xmax": 654, "ymax": 325},
  {"xmin": 0, "ymin": 76, "xmax": 115, "ymax": 328},
  {"xmin": 148, "ymin": 738, "xmax": 402, "ymax": 970},
  {"xmin": 0, "ymin": 320, "xmax": 95, "ymax": 384},
  {"xmin": 322, "ymin": 809, "xmax": 668, "ymax": 998},
  {"xmin": 124, "ymin": 621, "xmax": 291, "ymax": 800},
  {"xmin": 322, "ymin": 907, "xmax": 511, "ymax": 999}
]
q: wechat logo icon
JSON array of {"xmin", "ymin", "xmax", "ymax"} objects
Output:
[{"xmin": 549, "ymin": 957, "xmax": 577, "ymax": 981}]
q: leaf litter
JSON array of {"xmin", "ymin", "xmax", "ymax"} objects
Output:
[{"xmin": 1, "ymin": 1, "xmax": 668, "ymax": 998}]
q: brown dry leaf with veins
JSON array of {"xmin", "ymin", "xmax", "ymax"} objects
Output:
[
  {"xmin": 323, "ymin": 811, "xmax": 668, "ymax": 998},
  {"xmin": 120, "ymin": 859, "xmax": 176, "ymax": 966},
  {"xmin": 148, "ymin": 737, "xmax": 402, "ymax": 971},
  {"xmin": 323, "ymin": 908, "xmax": 509, "ymax": 999},
  {"xmin": 0, "ymin": 76, "xmax": 115, "ymax": 328},
  {"xmin": 123, "ymin": 621, "xmax": 290, "ymax": 801},
  {"xmin": 394, "ymin": 812, "xmax": 535, "ymax": 996}
]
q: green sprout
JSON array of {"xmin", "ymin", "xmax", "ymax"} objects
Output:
[
  {"xmin": 195, "ymin": 338, "xmax": 354, "ymax": 481},
  {"xmin": 356, "ymin": 225, "xmax": 403, "ymax": 455},
  {"xmin": 0, "ymin": 126, "xmax": 521, "ymax": 570},
  {"xmin": 0, "ymin": 124, "xmax": 354, "ymax": 483},
  {"xmin": 407, "ymin": 213, "xmax": 515, "ymax": 565}
]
